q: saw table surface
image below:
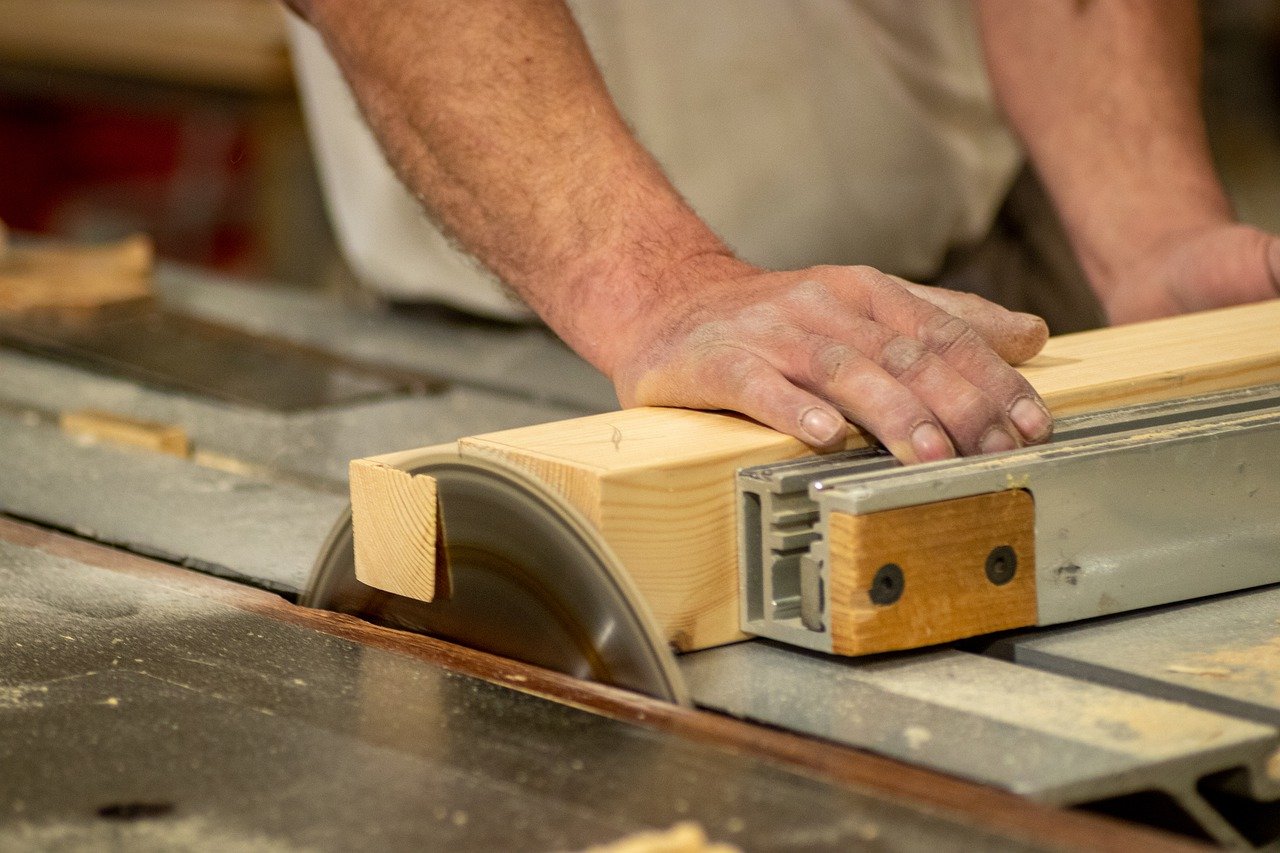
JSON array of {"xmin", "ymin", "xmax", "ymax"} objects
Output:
[
  {"xmin": 6, "ymin": 520, "xmax": 1062, "ymax": 852},
  {"xmin": 0, "ymin": 260, "xmax": 1276, "ymax": 848}
]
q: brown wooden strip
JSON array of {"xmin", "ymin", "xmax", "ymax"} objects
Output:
[{"xmin": 828, "ymin": 490, "xmax": 1037, "ymax": 655}]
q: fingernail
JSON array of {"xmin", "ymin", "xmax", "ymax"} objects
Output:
[
  {"xmin": 910, "ymin": 422, "xmax": 953, "ymax": 462},
  {"xmin": 979, "ymin": 427, "xmax": 1018, "ymax": 454},
  {"xmin": 801, "ymin": 408, "xmax": 844, "ymax": 445},
  {"xmin": 1009, "ymin": 396, "xmax": 1053, "ymax": 442}
]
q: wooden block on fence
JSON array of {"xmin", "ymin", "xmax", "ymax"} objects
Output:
[
  {"xmin": 349, "ymin": 455, "xmax": 443, "ymax": 603},
  {"xmin": 826, "ymin": 490, "xmax": 1037, "ymax": 655},
  {"xmin": 60, "ymin": 409, "xmax": 189, "ymax": 458}
]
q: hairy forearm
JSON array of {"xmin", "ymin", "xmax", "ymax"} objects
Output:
[
  {"xmin": 291, "ymin": 0, "xmax": 1057, "ymax": 461},
  {"xmin": 976, "ymin": 0, "xmax": 1232, "ymax": 307},
  {"xmin": 300, "ymin": 0, "xmax": 726, "ymax": 373}
]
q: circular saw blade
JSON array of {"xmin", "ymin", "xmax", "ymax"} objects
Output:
[{"xmin": 303, "ymin": 451, "xmax": 689, "ymax": 705}]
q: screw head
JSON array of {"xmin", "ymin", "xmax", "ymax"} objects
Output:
[
  {"xmin": 868, "ymin": 563, "xmax": 905, "ymax": 606},
  {"xmin": 985, "ymin": 545, "xmax": 1018, "ymax": 586}
]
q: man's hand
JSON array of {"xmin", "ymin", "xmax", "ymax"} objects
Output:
[
  {"xmin": 1102, "ymin": 223, "xmax": 1280, "ymax": 324},
  {"xmin": 978, "ymin": 1, "xmax": 1280, "ymax": 324},
  {"xmin": 605, "ymin": 254, "xmax": 1051, "ymax": 461},
  {"xmin": 303, "ymin": 0, "xmax": 1055, "ymax": 462}
]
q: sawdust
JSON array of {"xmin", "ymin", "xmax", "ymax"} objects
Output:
[
  {"xmin": 903, "ymin": 725, "xmax": 932, "ymax": 750},
  {"xmin": 1164, "ymin": 664, "xmax": 1235, "ymax": 679},
  {"xmin": 0, "ymin": 684, "xmax": 48, "ymax": 710},
  {"xmin": 1165, "ymin": 635, "xmax": 1280, "ymax": 703},
  {"xmin": 1267, "ymin": 747, "xmax": 1280, "ymax": 782},
  {"xmin": 0, "ymin": 814, "xmax": 313, "ymax": 852},
  {"xmin": 576, "ymin": 822, "xmax": 740, "ymax": 853},
  {"xmin": 1075, "ymin": 694, "xmax": 1228, "ymax": 755}
]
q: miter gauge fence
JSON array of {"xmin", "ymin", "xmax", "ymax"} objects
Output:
[{"xmin": 739, "ymin": 382, "xmax": 1280, "ymax": 655}]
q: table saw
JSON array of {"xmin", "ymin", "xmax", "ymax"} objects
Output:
[{"xmin": 2, "ymin": 250, "xmax": 1279, "ymax": 850}]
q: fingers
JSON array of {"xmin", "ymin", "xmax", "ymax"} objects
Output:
[
  {"xmin": 627, "ymin": 346, "xmax": 853, "ymax": 449},
  {"xmin": 616, "ymin": 265, "xmax": 1058, "ymax": 464},
  {"xmin": 785, "ymin": 330, "xmax": 1012, "ymax": 456},
  {"xmin": 895, "ymin": 279, "xmax": 1049, "ymax": 365},
  {"xmin": 803, "ymin": 340, "xmax": 956, "ymax": 462},
  {"xmin": 862, "ymin": 277, "xmax": 1053, "ymax": 446},
  {"xmin": 696, "ymin": 351, "xmax": 850, "ymax": 449}
]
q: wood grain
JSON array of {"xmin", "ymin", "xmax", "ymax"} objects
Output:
[
  {"xmin": 1026, "ymin": 299, "xmax": 1280, "ymax": 415},
  {"xmin": 827, "ymin": 490, "xmax": 1037, "ymax": 655},
  {"xmin": 59, "ymin": 409, "xmax": 189, "ymax": 458},
  {"xmin": 460, "ymin": 409, "xmax": 814, "ymax": 650},
  {"xmin": 349, "ymin": 458, "xmax": 442, "ymax": 602}
]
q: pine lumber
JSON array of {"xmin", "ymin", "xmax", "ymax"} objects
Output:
[
  {"xmin": 1022, "ymin": 300, "xmax": 1280, "ymax": 415},
  {"xmin": 349, "ymin": 460, "xmax": 440, "ymax": 602},
  {"xmin": 348, "ymin": 445, "xmax": 455, "ymax": 602},
  {"xmin": 349, "ymin": 300, "xmax": 1280, "ymax": 653},
  {"xmin": 458, "ymin": 409, "xmax": 812, "ymax": 650}
]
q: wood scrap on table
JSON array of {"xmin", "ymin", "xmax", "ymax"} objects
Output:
[
  {"xmin": 59, "ymin": 409, "xmax": 189, "ymax": 458},
  {"xmin": 0, "ymin": 0, "xmax": 291, "ymax": 92},
  {"xmin": 0, "ymin": 224, "xmax": 154, "ymax": 314},
  {"xmin": 577, "ymin": 822, "xmax": 740, "ymax": 853}
]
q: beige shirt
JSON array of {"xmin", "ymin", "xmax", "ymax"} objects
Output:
[{"xmin": 288, "ymin": 1, "xmax": 1023, "ymax": 320}]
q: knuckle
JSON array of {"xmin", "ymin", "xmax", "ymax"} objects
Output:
[
  {"xmin": 860, "ymin": 266, "xmax": 901, "ymax": 294},
  {"xmin": 782, "ymin": 279, "xmax": 833, "ymax": 311},
  {"xmin": 878, "ymin": 336, "xmax": 932, "ymax": 382},
  {"xmin": 811, "ymin": 342, "xmax": 853, "ymax": 386},
  {"xmin": 732, "ymin": 304, "xmax": 778, "ymax": 336},
  {"xmin": 918, "ymin": 313, "xmax": 978, "ymax": 357},
  {"xmin": 701, "ymin": 347, "xmax": 762, "ymax": 390},
  {"xmin": 940, "ymin": 389, "xmax": 1004, "ymax": 443},
  {"xmin": 952, "ymin": 386, "xmax": 997, "ymax": 420}
]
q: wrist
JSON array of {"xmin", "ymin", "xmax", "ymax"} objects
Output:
[
  {"xmin": 539, "ymin": 216, "xmax": 747, "ymax": 379},
  {"xmin": 1075, "ymin": 190, "xmax": 1234, "ymax": 304}
]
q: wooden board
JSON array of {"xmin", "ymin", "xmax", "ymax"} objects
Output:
[
  {"xmin": 1025, "ymin": 300, "xmax": 1280, "ymax": 415},
  {"xmin": 350, "ymin": 300, "xmax": 1280, "ymax": 653}
]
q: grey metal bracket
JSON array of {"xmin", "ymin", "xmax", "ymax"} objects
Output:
[
  {"xmin": 683, "ymin": 641, "xmax": 1280, "ymax": 848},
  {"xmin": 739, "ymin": 383, "xmax": 1280, "ymax": 653}
]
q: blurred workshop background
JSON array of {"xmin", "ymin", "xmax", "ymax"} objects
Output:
[{"xmin": 0, "ymin": 0, "xmax": 1276, "ymax": 293}]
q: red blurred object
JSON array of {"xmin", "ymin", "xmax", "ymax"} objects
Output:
[{"xmin": 0, "ymin": 92, "xmax": 259, "ymax": 272}]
